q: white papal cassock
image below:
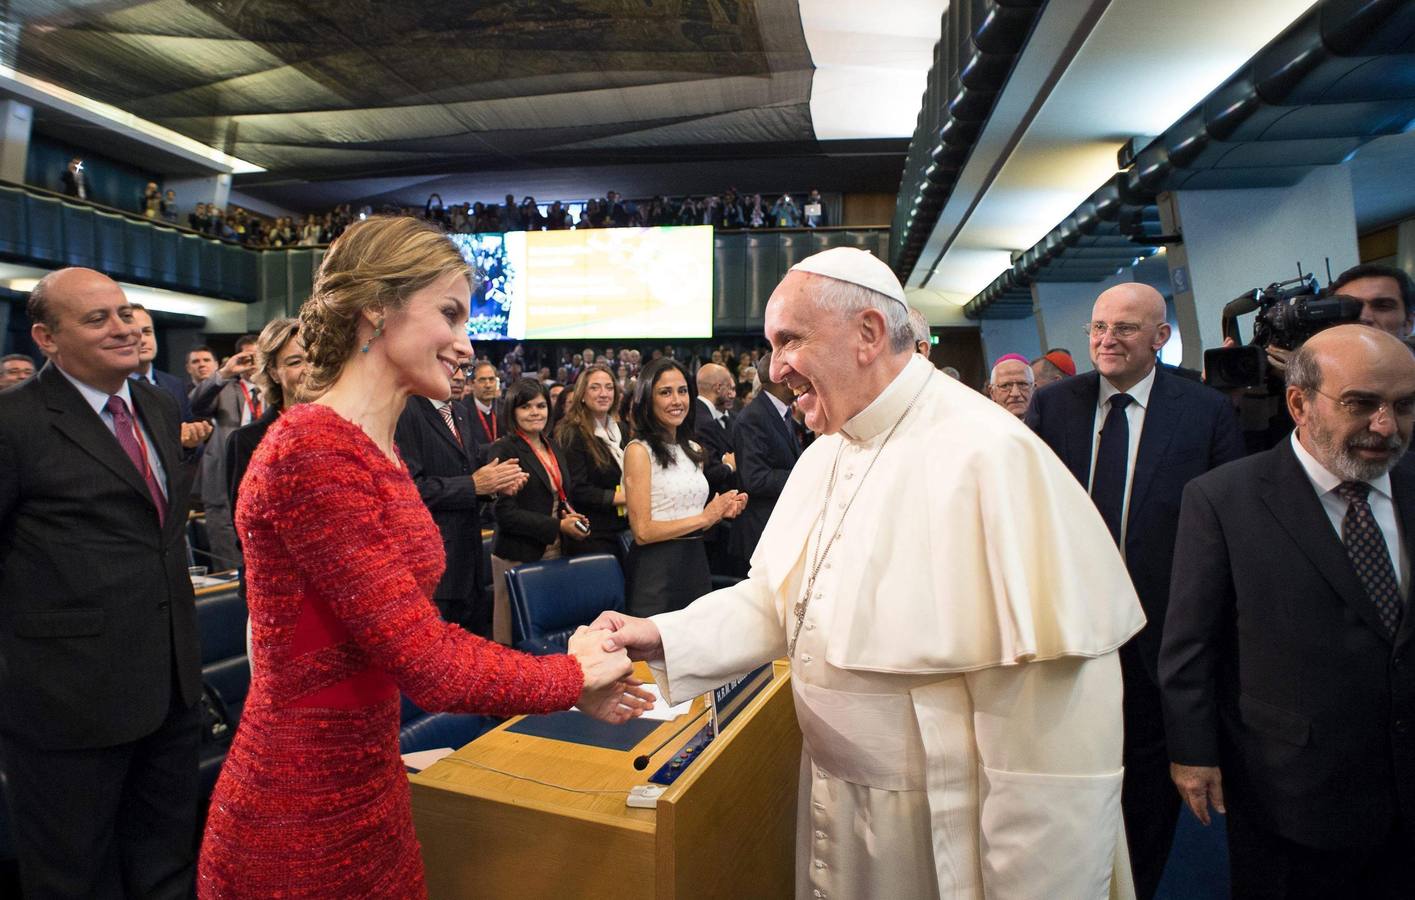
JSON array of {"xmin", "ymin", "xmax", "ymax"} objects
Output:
[{"xmin": 649, "ymin": 353, "xmax": 1146, "ymax": 900}]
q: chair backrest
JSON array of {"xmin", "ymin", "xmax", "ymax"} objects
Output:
[
  {"xmin": 195, "ymin": 586, "xmax": 247, "ymax": 665},
  {"xmin": 505, "ymin": 554, "xmax": 625, "ymax": 655}
]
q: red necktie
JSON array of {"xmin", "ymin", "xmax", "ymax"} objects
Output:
[{"xmin": 105, "ymin": 395, "xmax": 167, "ymax": 525}]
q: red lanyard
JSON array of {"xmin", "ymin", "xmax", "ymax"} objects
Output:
[
  {"xmin": 237, "ymin": 380, "xmax": 261, "ymax": 419},
  {"xmin": 478, "ymin": 405, "xmax": 498, "ymax": 439},
  {"xmin": 517, "ymin": 430, "xmax": 567, "ymax": 503}
]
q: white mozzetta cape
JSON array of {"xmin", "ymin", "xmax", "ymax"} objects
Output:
[{"xmin": 650, "ymin": 354, "xmax": 1145, "ymax": 899}]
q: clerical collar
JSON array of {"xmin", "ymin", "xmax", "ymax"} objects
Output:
[
  {"xmin": 1097, "ymin": 365, "xmax": 1156, "ymax": 410},
  {"xmin": 841, "ymin": 354, "xmax": 931, "ymax": 444}
]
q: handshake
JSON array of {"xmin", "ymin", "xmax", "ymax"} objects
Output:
[{"xmin": 564, "ymin": 613, "xmax": 668, "ymax": 724}]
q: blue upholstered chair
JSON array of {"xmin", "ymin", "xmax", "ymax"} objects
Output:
[{"xmin": 504, "ymin": 554, "xmax": 625, "ymax": 656}]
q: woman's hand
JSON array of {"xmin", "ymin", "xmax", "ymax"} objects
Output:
[
  {"xmin": 701, "ymin": 490, "xmax": 745, "ymax": 526},
  {"xmin": 568, "ymin": 626, "xmax": 632, "ymax": 690},
  {"xmin": 721, "ymin": 491, "xmax": 748, "ymax": 520},
  {"xmin": 559, "ymin": 512, "xmax": 590, "ymax": 538}
]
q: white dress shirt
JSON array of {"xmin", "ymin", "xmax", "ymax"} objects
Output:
[
  {"xmin": 1087, "ymin": 366, "xmax": 1157, "ymax": 548},
  {"xmin": 698, "ymin": 395, "xmax": 727, "ymax": 426},
  {"xmin": 57, "ymin": 365, "xmax": 169, "ymax": 494},
  {"xmin": 1290, "ymin": 430, "xmax": 1410, "ymax": 597}
]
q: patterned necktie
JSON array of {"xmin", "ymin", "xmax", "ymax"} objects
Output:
[
  {"xmin": 438, "ymin": 402, "xmax": 463, "ymax": 448},
  {"xmin": 1335, "ymin": 480, "xmax": 1403, "ymax": 640},
  {"xmin": 1090, "ymin": 393, "xmax": 1134, "ymax": 545},
  {"xmin": 249, "ymin": 385, "xmax": 262, "ymax": 419},
  {"xmin": 105, "ymin": 395, "xmax": 167, "ymax": 525}
]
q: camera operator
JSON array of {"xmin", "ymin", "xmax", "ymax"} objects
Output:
[
  {"xmin": 1331, "ymin": 263, "xmax": 1415, "ymax": 342},
  {"xmin": 1162, "ymin": 324, "xmax": 1415, "ymax": 898},
  {"xmin": 1026, "ymin": 282, "xmax": 1245, "ymax": 900}
]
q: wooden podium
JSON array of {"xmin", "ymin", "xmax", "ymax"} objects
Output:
[{"xmin": 410, "ymin": 662, "xmax": 800, "ymax": 899}]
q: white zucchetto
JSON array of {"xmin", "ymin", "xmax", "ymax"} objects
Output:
[{"xmin": 789, "ymin": 247, "xmax": 908, "ymax": 307}]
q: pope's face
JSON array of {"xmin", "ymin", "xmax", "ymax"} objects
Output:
[{"xmin": 765, "ymin": 271, "xmax": 867, "ymax": 435}]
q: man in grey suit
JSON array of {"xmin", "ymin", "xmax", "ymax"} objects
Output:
[{"xmin": 189, "ymin": 333, "xmax": 260, "ymax": 570}]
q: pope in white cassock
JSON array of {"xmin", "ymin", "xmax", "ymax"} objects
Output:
[{"xmin": 595, "ymin": 247, "xmax": 1146, "ymax": 899}]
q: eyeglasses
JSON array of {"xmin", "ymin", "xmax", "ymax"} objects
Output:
[
  {"xmin": 993, "ymin": 380, "xmax": 1032, "ymax": 394},
  {"xmin": 1311, "ymin": 387, "xmax": 1415, "ymax": 421},
  {"xmin": 1084, "ymin": 321, "xmax": 1154, "ymax": 339}
]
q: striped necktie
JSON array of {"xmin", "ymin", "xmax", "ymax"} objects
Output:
[{"xmin": 438, "ymin": 402, "xmax": 463, "ymax": 447}]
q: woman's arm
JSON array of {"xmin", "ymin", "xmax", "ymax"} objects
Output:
[{"xmin": 624, "ymin": 442, "xmax": 732, "ymax": 544}]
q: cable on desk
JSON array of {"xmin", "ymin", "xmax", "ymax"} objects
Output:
[{"xmin": 439, "ymin": 756, "xmax": 633, "ymax": 796}]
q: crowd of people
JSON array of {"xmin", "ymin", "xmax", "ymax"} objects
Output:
[
  {"xmin": 4, "ymin": 216, "xmax": 1415, "ymax": 898},
  {"xmin": 58, "ymin": 155, "xmax": 834, "ymax": 250}
]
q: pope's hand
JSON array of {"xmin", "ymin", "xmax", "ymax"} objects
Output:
[
  {"xmin": 1171, "ymin": 763, "xmax": 1225, "ymax": 826},
  {"xmin": 578, "ymin": 677, "xmax": 656, "ymax": 724},
  {"xmin": 589, "ymin": 610, "xmax": 664, "ymax": 662}
]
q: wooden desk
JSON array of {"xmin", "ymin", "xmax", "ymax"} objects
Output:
[{"xmin": 411, "ymin": 662, "xmax": 800, "ymax": 899}]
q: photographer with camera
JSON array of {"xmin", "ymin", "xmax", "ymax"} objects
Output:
[
  {"xmin": 1162, "ymin": 324, "xmax": 1415, "ymax": 897},
  {"xmin": 1026, "ymin": 282, "xmax": 1244, "ymax": 900},
  {"xmin": 190, "ymin": 334, "xmax": 262, "ymax": 570}
]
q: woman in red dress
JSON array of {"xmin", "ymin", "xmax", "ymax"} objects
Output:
[{"xmin": 198, "ymin": 216, "xmax": 649, "ymax": 898}]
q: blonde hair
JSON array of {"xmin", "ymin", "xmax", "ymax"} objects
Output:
[
  {"xmin": 252, "ymin": 316, "xmax": 300, "ymax": 410},
  {"xmin": 298, "ymin": 216, "xmax": 471, "ymax": 396}
]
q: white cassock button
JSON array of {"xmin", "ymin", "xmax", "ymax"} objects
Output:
[
  {"xmin": 814, "ymin": 891, "xmax": 824, "ymax": 898},
  {"xmin": 814, "ymin": 860, "xmax": 826, "ymax": 870},
  {"xmin": 813, "ymin": 801, "xmax": 825, "ymax": 811},
  {"xmin": 843, "ymin": 471, "xmax": 854, "ymax": 480},
  {"xmin": 836, "ymin": 499, "xmax": 846, "ymax": 509},
  {"xmin": 824, "ymin": 561, "xmax": 832, "ymax": 570},
  {"xmin": 805, "ymin": 622, "xmax": 815, "ymax": 631},
  {"xmin": 801, "ymin": 654, "xmax": 813, "ymax": 663},
  {"xmin": 815, "ymin": 830, "xmax": 826, "ymax": 840}
]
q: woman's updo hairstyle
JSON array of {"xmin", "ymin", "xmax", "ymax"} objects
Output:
[{"xmin": 298, "ymin": 215, "xmax": 471, "ymax": 396}]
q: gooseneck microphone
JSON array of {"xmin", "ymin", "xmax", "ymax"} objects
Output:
[{"xmin": 632, "ymin": 706, "xmax": 710, "ymax": 770}]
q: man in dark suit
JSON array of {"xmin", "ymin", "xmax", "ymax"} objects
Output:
[
  {"xmin": 731, "ymin": 351, "xmax": 802, "ymax": 562},
  {"xmin": 396, "ymin": 390, "xmax": 526, "ymax": 637},
  {"xmin": 466, "ymin": 361, "xmax": 503, "ymax": 458},
  {"xmin": 128, "ymin": 304, "xmax": 194, "ymax": 422},
  {"xmin": 0, "ymin": 268, "xmax": 204, "ymax": 898},
  {"xmin": 189, "ymin": 333, "xmax": 260, "ymax": 571},
  {"xmin": 1025, "ymin": 282, "xmax": 1244, "ymax": 900},
  {"xmin": 1162, "ymin": 324, "xmax": 1415, "ymax": 897},
  {"xmin": 694, "ymin": 362, "xmax": 741, "ymax": 574}
]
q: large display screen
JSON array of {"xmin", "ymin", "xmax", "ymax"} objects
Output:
[{"xmin": 450, "ymin": 226, "xmax": 714, "ymax": 341}]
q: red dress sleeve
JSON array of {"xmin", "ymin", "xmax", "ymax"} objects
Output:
[{"xmin": 265, "ymin": 418, "xmax": 583, "ymax": 717}]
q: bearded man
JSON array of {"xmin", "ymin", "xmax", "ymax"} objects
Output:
[
  {"xmin": 1162, "ymin": 324, "xmax": 1415, "ymax": 898},
  {"xmin": 595, "ymin": 247, "xmax": 1145, "ymax": 898}
]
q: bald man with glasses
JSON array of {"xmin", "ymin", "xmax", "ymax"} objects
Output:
[{"xmin": 1026, "ymin": 282, "xmax": 1244, "ymax": 900}]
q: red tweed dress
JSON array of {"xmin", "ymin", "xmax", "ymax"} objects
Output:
[{"xmin": 198, "ymin": 404, "xmax": 584, "ymax": 898}]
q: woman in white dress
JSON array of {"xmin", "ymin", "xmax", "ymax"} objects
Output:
[{"xmin": 622, "ymin": 358, "xmax": 746, "ymax": 615}]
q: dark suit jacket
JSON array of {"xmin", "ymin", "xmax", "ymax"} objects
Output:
[
  {"xmin": 0, "ymin": 364, "xmax": 201, "ymax": 749},
  {"xmin": 1025, "ymin": 366, "xmax": 1244, "ymax": 681},
  {"xmin": 135, "ymin": 367, "xmax": 194, "ymax": 422},
  {"xmin": 693, "ymin": 399, "xmax": 738, "ymax": 492},
  {"xmin": 395, "ymin": 397, "xmax": 487, "ymax": 602},
  {"xmin": 559, "ymin": 425, "xmax": 626, "ymax": 538},
  {"xmin": 225, "ymin": 406, "xmax": 279, "ymax": 514},
  {"xmin": 731, "ymin": 391, "xmax": 801, "ymax": 560},
  {"xmin": 465, "ymin": 399, "xmax": 502, "ymax": 457},
  {"xmin": 1160, "ymin": 442, "xmax": 1415, "ymax": 849},
  {"xmin": 488, "ymin": 433, "xmax": 570, "ymax": 563}
]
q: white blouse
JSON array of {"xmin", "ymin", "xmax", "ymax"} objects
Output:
[{"xmin": 629, "ymin": 439, "xmax": 708, "ymax": 522}]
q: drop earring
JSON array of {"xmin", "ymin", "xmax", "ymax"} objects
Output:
[{"xmin": 360, "ymin": 319, "xmax": 384, "ymax": 353}]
